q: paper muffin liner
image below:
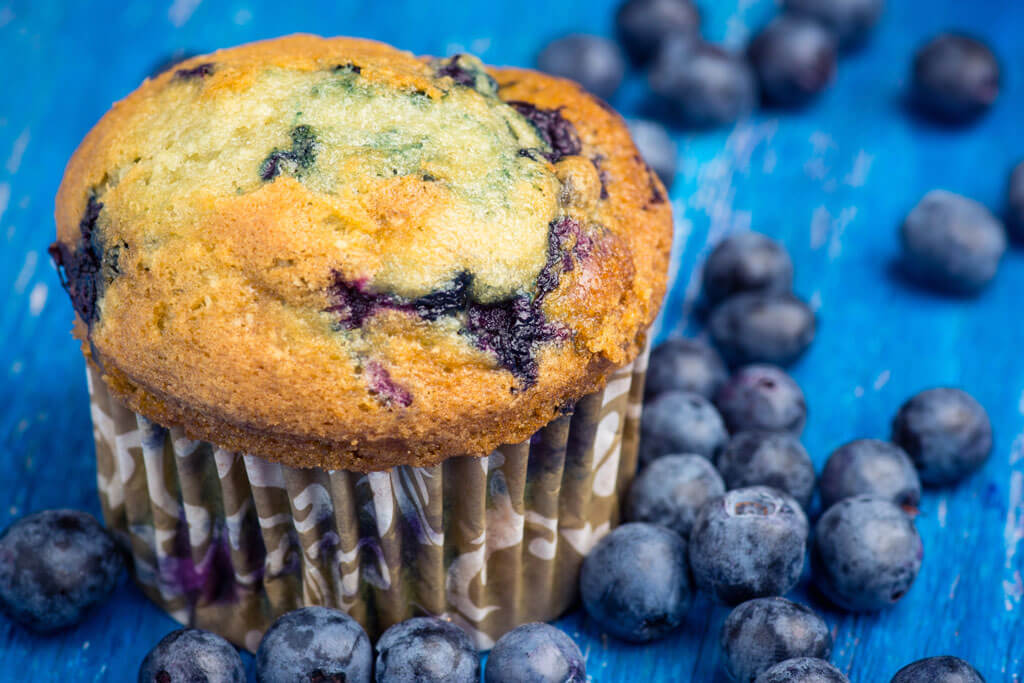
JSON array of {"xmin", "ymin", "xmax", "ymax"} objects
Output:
[{"xmin": 86, "ymin": 346, "xmax": 648, "ymax": 651}]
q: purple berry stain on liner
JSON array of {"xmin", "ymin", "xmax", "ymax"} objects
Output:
[{"xmin": 173, "ymin": 62, "xmax": 215, "ymax": 80}]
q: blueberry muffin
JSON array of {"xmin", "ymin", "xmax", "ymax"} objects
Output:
[{"xmin": 52, "ymin": 35, "xmax": 672, "ymax": 472}]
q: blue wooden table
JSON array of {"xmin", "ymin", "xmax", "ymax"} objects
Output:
[{"xmin": 2, "ymin": 0, "xmax": 1023, "ymax": 679}]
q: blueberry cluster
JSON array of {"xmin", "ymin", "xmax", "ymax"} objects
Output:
[
  {"xmin": 536, "ymin": 0, "xmax": 1020, "ymax": 303},
  {"xmin": 532, "ymin": 0, "xmax": 888, "ymax": 199},
  {"xmin": 600, "ymin": 226, "xmax": 991, "ymax": 677}
]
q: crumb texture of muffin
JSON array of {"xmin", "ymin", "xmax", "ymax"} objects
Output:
[{"xmin": 53, "ymin": 35, "xmax": 671, "ymax": 470}]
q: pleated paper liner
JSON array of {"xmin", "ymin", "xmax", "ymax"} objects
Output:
[{"xmin": 87, "ymin": 346, "xmax": 647, "ymax": 652}]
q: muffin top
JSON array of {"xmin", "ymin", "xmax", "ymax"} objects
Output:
[{"xmin": 52, "ymin": 35, "xmax": 672, "ymax": 471}]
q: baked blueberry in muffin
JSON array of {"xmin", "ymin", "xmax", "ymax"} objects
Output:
[{"xmin": 51, "ymin": 36, "xmax": 672, "ymax": 471}]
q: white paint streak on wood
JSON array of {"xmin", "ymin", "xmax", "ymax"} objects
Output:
[
  {"xmin": 28, "ymin": 281, "xmax": 47, "ymax": 315},
  {"xmin": 168, "ymin": 0, "xmax": 202, "ymax": 27},
  {"xmin": 5, "ymin": 128, "xmax": 29, "ymax": 174}
]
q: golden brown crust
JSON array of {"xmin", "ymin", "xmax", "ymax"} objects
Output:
[{"xmin": 54, "ymin": 36, "xmax": 671, "ymax": 472}]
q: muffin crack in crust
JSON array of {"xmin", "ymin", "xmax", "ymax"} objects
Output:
[{"xmin": 52, "ymin": 35, "xmax": 672, "ymax": 471}]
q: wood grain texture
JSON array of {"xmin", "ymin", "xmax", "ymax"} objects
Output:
[{"xmin": 1, "ymin": 0, "xmax": 1022, "ymax": 680}]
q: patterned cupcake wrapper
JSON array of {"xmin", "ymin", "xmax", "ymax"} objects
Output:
[{"xmin": 86, "ymin": 346, "xmax": 648, "ymax": 651}]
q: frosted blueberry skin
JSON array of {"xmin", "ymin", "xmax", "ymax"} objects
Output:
[
  {"xmin": 626, "ymin": 119, "xmax": 678, "ymax": 188},
  {"xmin": 625, "ymin": 454, "xmax": 726, "ymax": 538},
  {"xmin": 649, "ymin": 38, "xmax": 758, "ymax": 128},
  {"xmin": 688, "ymin": 486, "xmax": 808, "ymax": 606},
  {"xmin": 716, "ymin": 431, "xmax": 816, "ymax": 509},
  {"xmin": 755, "ymin": 657, "xmax": 849, "ymax": 683},
  {"xmin": 715, "ymin": 365, "xmax": 807, "ymax": 435},
  {"xmin": 782, "ymin": 0, "xmax": 884, "ymax": 51},
  {"xmin": 747, "ymin": 15, "xmax": 838, "ymax": 108},
  {"xmin": 911, "ymin": 33, "xmax": 1000, "ymax": 124},
  {"xmin": 891, "ymin": 387, "xmax": 993, "ymax": 485},
  {"xmin": 138, "ymin": 628, "xmax": 245, "ymax": 683},
  {"xmin": 484, "ymin": 622, "xmax": 586, "ymax": 682},
  {"xmin": 890, "ymin": 656, "xmax": 985, "ymax": 683},
  {"xmin": 639, "ymin": 390, "xmax": 729, "ymax": 466},
  {"xmin": 615, "ymin": 0, "xmax": 702, "ymax": 66},
  {"xmin": 0, "ymin": 509, "xmax": 124, "ymax": 633},
  {"xmin": 645, "ymin": 338, "xmax": 729, "ymax": 401},
  {"xmin": 900, "ymin": 190, "xmax": 1006, "ymax": 295},
  {"xmin": 709, "ymin": 293, "xmax": 816, "ymax": 368},
  {"xmin": 255, "ymin": 606, "xmax": 372, "ymax": 683},
  {"xmin": 721, "ymin": 597, "xmax": 833, "ymax": 683},
  {"xmin": 1007, "ymin": 161, "xmax": 1024, "ymax": 242},
  {"xmin": 580, "ymin": 522, "xmax": 692, "ymax": 643},
  {"xmin": 819, "ymin": 439, "xmax": 921, "ymax": 512},
  {"xmin": 537, "ymin": 34, "xmax": 626, "ymax": 100},
  {"xmin": 374, "ymin": 617, "xmax": 479, "ymax": 683},
  {"xmin": 812, "ymin": 497, "xmax": 923, "ymax": 611},
  {"xmin": 703, "ymin": 232, "xmax": 795, "ymax": 306}
]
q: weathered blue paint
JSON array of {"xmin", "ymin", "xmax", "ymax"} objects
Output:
[{"xmin": 1, "ymin": 0, "xmax": 1022, "ymax": 680}]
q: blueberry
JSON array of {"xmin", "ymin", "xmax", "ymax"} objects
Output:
[
  {"xmin": 721, "ymin": 598, "xmax": 833, "ymax": 683},
  {"xmin": 891, "ymin": 387, "xmax": 993, "ymax": 485},
  {"xmin": 0, "ymin": 509, "xmax": 124, "ymax": 632},
  {"xmin": 255, "ymin": 606, "xmax": 372, "ymax": 683},
  {"xmin": 782, "ymin": 0, "xmax": 884, "ymax": 51},
  {"xmin": 260, "ymin": 125, "xmax": 320, "ymax": 180},
  {"xmin": 911, "ymin": 33, "xmax": 1000, "ymax": 124},
  {"xmin": 507, "ymin": 101, "xmax": 582, "ymax": 162},
  {"xmin": 464, "ymin": 295, "xmax": 562, "ymax": 388},
  {"xmin": 812, "ymin": 497, "xmax": 922, "ymax": 611},
  {"xmin": 645, "ymin": 337, "xmax": 729, "ymax": 401},
  {"xmin": 375, "ymin": 617, "xmax": 479, "ymax": 682},
  {"xmin": 819, "ymin": 439, "xmax": 921, "ymax": 512},
  {"xmin": 648, "ymin": 38, "xmax": 758, "ymax": 128},
  {"xmin": 1005, "ymin": 161, "xmax": 1024, "ymax": 242},
  {"xmin": 890, "ymin": 656, "xmax": 985, "ymax": 683},
  {"xmin": 580, "ymin": 522, "xmax": 692, "ymax": 642},
  {"xmin": 625, "ymin": 454, "xmax": 726, "ymax": 538},
  {"xmin": 49, "ymin": 195, "xmax": 105, "ymax": 326},
  {"xmin": 138, "ymin": 628, "xmax": 245, "ymax": 683},
  {"xmin": 747, "ymin": 15, "xmax": 838, "ymax": 108},
  {"xmin": 709, "ymin": 293, "xmax": 816, "ymax": 368},
  {"xmin": 615, "ymin": 0, "xmax": 701, "ymax": 66},
  {"xmin": 755, "ymin": 658, "xmax": 849, "ymax": 683},
  {"xmin": 537, "ymin": 34, "xmax": 626, "ymax": 99},
  {"xmin": 703, "ymin": 232, "xmax": 795, "ymax": 306},
  {"xmin": 715, "ymin": 365, "xmax": 807, "ymax": 435},
  {"xmin": 484, "ymin": 622, "xmax": 585, "ymax": 682},
  {"xmin": 433, "ymin": 54, "xmax": 499, "ymax": 95},
  {"xmin": 627, "ymin": 119, "xmax": 679, "ymax": 188},
  {"xmin": 174, "ymin": 62, "xmax": 215, "ymax": 80},
  {"xmin": 148, "ymin": 49, "xmax": 200, "ymax": 78},
  {"xmin": 689, "ymin": 487, "xmax": 808, "ymax": 605},
  {"xmin": 639, "ymin": 390, "xmax": 729, "ymax": 466},
  {"xmin": 716, "ymin": 432, "xmax": 815, "ymax": 509},
  {"xmin": 900, "ymin": 190, "xmax": 1006, "ymax": 295}
]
